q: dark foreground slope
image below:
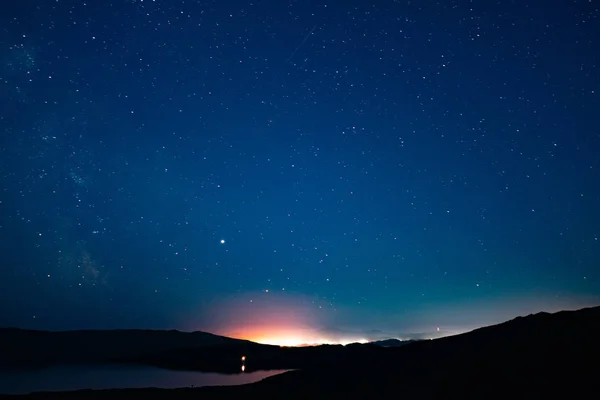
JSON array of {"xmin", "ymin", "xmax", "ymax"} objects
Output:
[
  {"xmin": 246, "ymin": 305, "xmax": 600, "ymax": 397},
  {"xmin": 0, "ymin": 328, "xmax": 247, "ymax": 367},
  {"xmin": 3, "ymin": 305, "xmax": 600, "ymax": 399}
]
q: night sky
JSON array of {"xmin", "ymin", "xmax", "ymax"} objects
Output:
[{"xmin": 1, "ymin": 0, "xmax": 599, "ymax": 346}]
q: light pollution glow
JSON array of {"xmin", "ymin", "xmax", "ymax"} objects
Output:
[
  {"xmin": 227, "ymin": 325, "xmax": 370, "ymax": 347},
  {"xmin": 196, "ymin": 292, "xmax": 450, "ymax": 346},
  {"xmin": 192, "ymin": 292, "xmax": 600, "ymax": 346},
  {"xmin": 199, "ymin": 292, "xmax": 374, "ymax": 346}
]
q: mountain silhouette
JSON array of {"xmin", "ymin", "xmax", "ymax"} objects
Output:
[
  {"xmin": 2, "ymin": 305, "xmax": 599, "ymax": 398},
  {"xmin": 0, "ymin": 328, "xmax": 247, "ymax": 368},
  {"xmin": 229, "ymin": 305, "xmax": 599, "ymax": 397},
  {"xmin": 369, "ymin": 338, "xmax": 421, "ymax": 347}
]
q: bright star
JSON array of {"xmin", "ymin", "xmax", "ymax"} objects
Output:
[{"xmin": 220, "ymin": 239, "xmax": 225, "ymax": 244}]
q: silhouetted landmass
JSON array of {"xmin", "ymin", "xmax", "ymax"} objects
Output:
[
  {"xmin": 2, "ymin": 305, "xmax": 599, "ymax": 398},
  {"xmin": 116, "ymin": 340, "xmax": 383, "ymax": 373},
  {"xmin": 0, "ymin": 327, "xmax": 380, "ymax": 373},
  {"xmin": 0, "ymin": 328, "xmax": 247, "ymax": 368},
  {"xmin": 369, "ymin": 338, "xmax": 421, "ymax": 347}
]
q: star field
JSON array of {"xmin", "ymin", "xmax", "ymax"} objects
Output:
[{"xmin": 1, "ymin": 0, "xmax": 599, "ymax": 344}]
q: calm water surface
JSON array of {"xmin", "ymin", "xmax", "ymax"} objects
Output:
[{"xmin": 0, "ymin": 364, "xmax": 287, "ymax": 394}]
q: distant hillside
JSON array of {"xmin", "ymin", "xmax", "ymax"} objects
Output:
[
  {"xmin": 0, "ymin": 328, "xmax": 248, "ymax": 367},
  {"xmin": 369, "ymin": 338, "xmax": 421, "ymax": 347},
  {"xmin": 117, "ymin": 340, "xmax": 384, "ymax": 373},
  {"xmin": 0, "ymin": 327, "xmax": 386, "ymax": 373},
  {"xmin": 3, "ymin": 306, "xmax": 600, "ymax": 398},
  {"xmin": 236, "ymin": 305, "xmax": 600, "ymax": 397}
]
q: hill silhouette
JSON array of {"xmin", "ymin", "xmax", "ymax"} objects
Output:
[
  {"xmin": 369, "ymin": 338, "xmax": 421, "ymax": 347},
  {"xmin": 234, "ymin": 305, "xmax": 600, "ymax": 397},
  {"xmin": 116, "ymin": 340, "xmax": 384, "ymax": 373},
  {"xmin": 0, "ymin": 328, "xmax": 247, "ymax": 368},
  {"xmin": 2, "ymin": 305, "xmax": 599, "ymax": 398}
]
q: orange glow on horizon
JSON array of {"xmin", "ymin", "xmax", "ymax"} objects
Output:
[
  {"xmin": 223, "ymin": 325, "xmax": 314, "ymax": 346},
  {"xmin": 249, "ymin": 335, "xmax": 370, "ymax": 346},
  {"xmin": 221, "ymin": 324, "xmax": 370, "ymax": 346},
  {"xmin": 204, "ymin": 292, "xmax": 330, "ymax": 346}
]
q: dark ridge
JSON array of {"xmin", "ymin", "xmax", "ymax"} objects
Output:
[
  {"xmin": 1, "ymin": 305, "xmax": 599, "ymax": 398},
  {"xmin": 0, "ymin": 328, "xmax": 248, "ymax": 368},
  {"xmin": 369, "ymin": 338, "xmax": 421, "ymax": 347}
]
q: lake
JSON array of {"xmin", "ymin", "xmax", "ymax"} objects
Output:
[{"xmin": 0, "ymin": 364, "xmax": 288, "ymax": 395}]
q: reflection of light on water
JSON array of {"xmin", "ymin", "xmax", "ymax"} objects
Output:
[
  {"xmin": 241, "ymin": 365, "xmax": 245, "ymax": 372},
  {"xmin": 0, "ymin": 364, "xmax": 289, "ymax": 394}
]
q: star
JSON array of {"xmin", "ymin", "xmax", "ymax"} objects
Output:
[{"xmin": 220, "ymin": 239, "xmax": 225, "ymax": 244}]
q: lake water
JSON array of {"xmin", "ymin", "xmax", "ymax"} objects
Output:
[{"xmin": 0, "ymin": 364, "xmax": 288, "ymax": 395}]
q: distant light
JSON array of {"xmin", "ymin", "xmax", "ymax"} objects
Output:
[
  {"xmin": 241, "ymin": 356, "xmax": 246, "ymax": 361},
  {"xmin": 241, "ymin": 365, "xmax": 245, "ymax": 372},
  {"xmin": 220, "ymin": 239, "xmax": 225, "ymax": 244},
  {"xmin": 437, "ymin": 327, "xmax": 440, "ymax": 332}
]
